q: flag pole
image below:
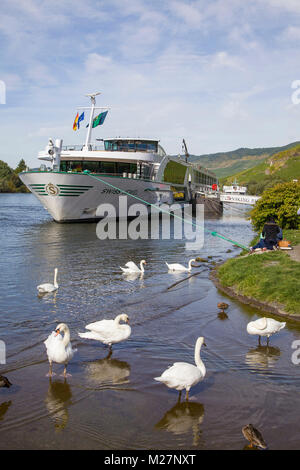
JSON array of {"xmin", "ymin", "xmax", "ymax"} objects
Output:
[{"xmin": 84, "ymin": 92, "xmax": 100, "ymax": 150}]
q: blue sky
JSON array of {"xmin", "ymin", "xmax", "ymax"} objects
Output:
[{"xmin": 1, "ymin": 0, "xmax": 300, "ymax": 167}]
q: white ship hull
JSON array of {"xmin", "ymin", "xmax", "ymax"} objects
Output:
[{"xmin": 19, "ymin": 171, "xmax": 173, "ymax": 222}]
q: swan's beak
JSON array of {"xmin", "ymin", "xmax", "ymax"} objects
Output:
[
  {"xmin": 203, "ymin": 342, "xmax": 207, "ymax": 347},
  {"xmin": 55, "ymin": 329, "xmax": 60, "ymax": 336},
  {"xmin": 126, "ymin": 319, "xmax": 130, "ymax": 324}
]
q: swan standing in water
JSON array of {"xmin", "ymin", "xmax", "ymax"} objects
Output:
[
  {"xmin": 166, "ymin": 259, "xmax": 196, "ymax": 272},
  {"xmin": 78, "ymin": 314, "xmax": 131, "ymax": 351},
  {"xmin": 120, "ymin": 260, "xmax": 146, "ymax": 273},
  {"xmin": 44, "ymin": 323, "xmax": 77, "ymax": 377},
  {"xmin": 155, "ymin": 337, "xmax": 206, "ymax": 400},
  {"xmin": 37, "ymin": 268, "xmax": 58, "ymax": 293},
  {"xmin": 247, "ymin": 317, "xmax": 286, "ymax": 345}
]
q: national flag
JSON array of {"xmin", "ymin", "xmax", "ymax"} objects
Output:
[
  {"xmin": 92, "ymin": 110, "xmax": 108, "ymax": 128},
  {"xmin": 86, "ymin": 111, "xmax": 108, "ymax": 128},
  {"xmin": 73, "ymin": 112, "xmax": 79, "ymax": 131},
  {"xmin": 77, "ymin": 112, "xmax": 85, "ymax": 129}
]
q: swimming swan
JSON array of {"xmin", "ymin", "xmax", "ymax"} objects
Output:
[
  {"xmin": 166, "ymin": 259, "xmax": 196, "ymax": 272},
  {"xmin": 37, "ymin": 268, "xmax": 58, "ymax": 293},
  {"xmin": 247, "ymin": 317, "xmax": 286, "ymax": 345},
  {"xmin": 120, "ymin": 260, "xmax": 146, "ymax": 273},
  {"xmin": 78, "ymin": 314, "xmax": 131, "ymax": 350},
  {"xmin": 44, "ymin": 323, "xmax": 77, "ymax": 377},
  {"xmin": 155, "ymin": 337, "xmax": 206, "ymax": 400}
]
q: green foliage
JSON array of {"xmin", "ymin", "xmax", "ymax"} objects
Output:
[
  {"xmin": 15, "ymin": 158, "xmax": 27, "ymax": 174},
  {"xmin": 218, "ymin": 251, "xmax": 300, "ymax": 314},
  {"xmin": 187, "ymin": 141, "xmax": 300, "ymax": 178},
  {"xmin": 0, "ymin": 159, "xmax": 29, "ymax": 193},
  {"xmin": 250, "ymin": 181, "xmax": 300, "ymax": 230},
  {"xmin": 221, "ymin": 143, "xmax": 300, "ymax": 194}
]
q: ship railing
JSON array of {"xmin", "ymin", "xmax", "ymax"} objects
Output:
[{"xmin": 61, "ymin": 144, "xmax": 104, "ymax": 151}]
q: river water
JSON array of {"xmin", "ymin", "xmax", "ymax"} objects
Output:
[{"xmin": 0, "ymin": 193, "xmax": 300, "ymax": 450}]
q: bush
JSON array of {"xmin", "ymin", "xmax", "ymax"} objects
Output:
[{"xmin": 250, "ymin": 181, "xmax": 300, "ymax": 231}]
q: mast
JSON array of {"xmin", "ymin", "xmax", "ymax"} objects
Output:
[{"xmin": 84, "ymin": 92, "xmax": 101, "ymax": 150}]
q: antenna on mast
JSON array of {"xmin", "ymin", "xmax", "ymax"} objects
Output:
[{"xmin": 85, "ymin": 92, "xmax": 101, "ymax": 105}]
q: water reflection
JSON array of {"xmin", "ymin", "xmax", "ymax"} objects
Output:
[
  {"xmin": 45, "ymin": 378, "xmax": 72, "ymax": 432},
  {"xmin": 122, "ymin": 272, "xmax": 144, "ymax": 282},
  {"xmin": 218, "ymin": 312, "xmax": 228, "ymax": 320},
  {"xmin": 85, "ymin": 356, "xmax": 131, "ymax": 386},
  {"xmin": 245, "ymin": 345, "xmax": 281, "ymax": 370},
  {"xmin": 155, "ymin": 401, "xmax": 205, "ymax": 446},
  {"xmin": 0, "ymin": 401, "xmax": 12, "ymax": 421}
]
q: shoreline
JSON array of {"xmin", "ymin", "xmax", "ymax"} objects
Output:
[{"xmin": 210, "ymin": 253, "xmax": 300, "ymax": 322}]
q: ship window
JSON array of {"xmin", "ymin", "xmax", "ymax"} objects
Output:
[
  {"xmin": 99, "ymin": 161, "xmax": 116, "ymax": 174},
  {"xmin": 104, "ymin": 140, "xmax": 158, "ymax": 153},
  {"xmin": 60, "ymin": 160, "xmax": 138, "ymax": 175},
  {"xmin": 82, "ymin": 161, "xmax": 99, "ymax": 172}
]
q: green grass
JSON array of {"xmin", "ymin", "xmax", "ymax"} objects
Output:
[{"xmin": 218, "ymin": 250, "xmax": 300, "ymax": 314}]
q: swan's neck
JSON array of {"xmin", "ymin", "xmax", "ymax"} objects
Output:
[
  {"xmin": 62, "ymin": 328, "xmax": 70, "ymax": 347},
  {"xmin": 53, "ymin": 269, "xmax": 58, "ymax": 287},
  {"xmin": 188, "ymin": 259, "xmax": 193, "ymax": 269},
  {"xmin": 114, "ymin": 315, "xmax": 123, "ymax": 325},
  {"xmin": 140, "ymin": 261, "xmax": 145, "ymax": 272},
  {"xmin": 194, "ymin": 340, "xmax": 206, "ymax": 375}
]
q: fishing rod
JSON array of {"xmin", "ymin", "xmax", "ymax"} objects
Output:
[{"xmin": 87, "ymin": 173, "xmax": 249, "ymax": 250}]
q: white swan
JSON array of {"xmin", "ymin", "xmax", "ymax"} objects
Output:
[
  {"xmin": 44, "ymin": 323, "xmax": 77, "ymax": 377},
  {"xmin": 37, "ymin": 268, "xmax": 58, "ymax": 293},
  {"xmin": 120, "ymin": 260, "xmax": 146, "ymax": 273},
  {"xmin": 154, "ymin": 337, "xmax": 206, "ymax": 400},
  {"xmin": 247, "ymin": 317, "xmax": 286, "ymax": 345},
  {"xmin": 166, "ymin": 259, "xmax": 196, "ymax": 272},
  {"xmin": 78, "ymin": 314, "xmax": 131, "ymax": 350}
]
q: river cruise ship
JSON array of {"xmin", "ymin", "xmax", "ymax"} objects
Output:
[{"xmin": 19, "ymin": 93, "xmax": 219, "ymax": 222}]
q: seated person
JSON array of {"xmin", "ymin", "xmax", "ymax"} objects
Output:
[
  {"xmin": 262, "ymin": 216, "xmax": 281, "ymax": 250},
  {"xmin": 250, "ymin": 217, "xmax": 281, "ymax": 252}
]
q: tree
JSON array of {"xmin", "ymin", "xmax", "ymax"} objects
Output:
[
  {"xmin": 0, "ymin": 159, "xmax": 29, "ymax": 193},
  {"xmin": 15, "ymin": 159, "xmax": 27, "ymax": 174},
  {"xmin": 250, "ymin": 181, "xmax": 300, "ymax": 231}
]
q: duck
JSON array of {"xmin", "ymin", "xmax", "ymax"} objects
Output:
[
  {"xmin": 37, "ymin": 268, "xmax": 58, "ymax": 293},
  {"xmin": 217, "ymin": 302, "xmax": 229, "ymax": 312},
  {"xmin": 44, "ymin": 323, "xmax": 77, "ymax": 377},
  {"xmin": 247, "ymin": 317, "xmax": 286, "ymax": 345},
  {"xmin": 120, "ymin": 260, "xmax": 146, "ymax": 273},
  {"xmin": 0, "ymin": 375, "xmax": 12, "ymax": 388},
  {"xmin": 166, "ymin": 259, "xmax": 196, "ymax": 272},
  {"xmin": 154, "ymin": 337, "xmax": 206, "ymax": 400},
  {"xmin": 78, "ymin": 314, "xmax": 131, "ymax": 351},
  {"xmin": 242, "ymin": 424, "xmax": 267, "ymax": 449}
]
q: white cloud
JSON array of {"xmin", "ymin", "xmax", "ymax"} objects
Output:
[
  {"xmin": 169, "ymin": 1, "xmax": 203, "ymax": 28},
  {"xmin": 260, "ymin": 0, "xmax": 300, "ymax": 14},
  {"xmin": 210, "ymin": 51, "xmax": 243, "ymax": 70},
  {"xmin": 281, "ymin": 25, "xmax": 300, "ymax": 40}
]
